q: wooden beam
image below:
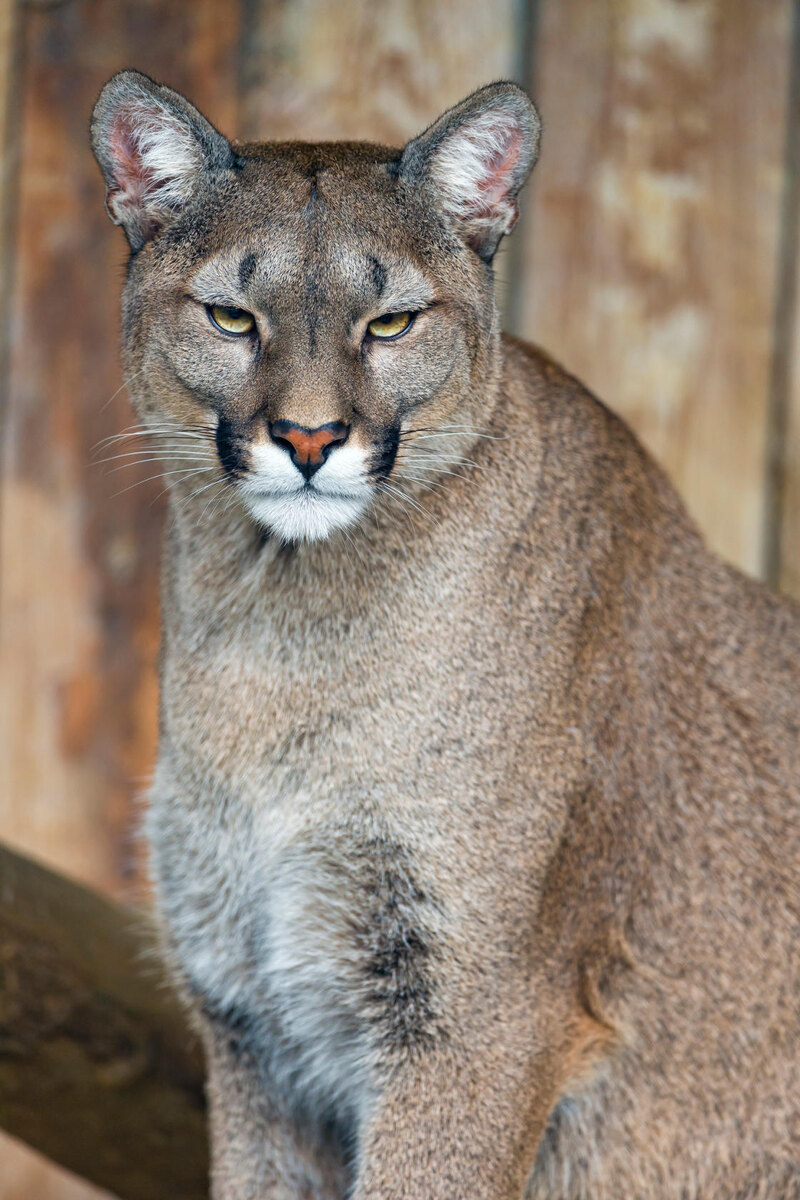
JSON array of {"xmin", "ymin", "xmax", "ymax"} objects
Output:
[{"xmin": 0, "ymin": 842, "xmax": 208, "ymax": 1200}]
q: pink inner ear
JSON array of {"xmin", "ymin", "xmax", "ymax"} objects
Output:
[
  {"xmin": 108, "ymin": 109, "xmax": 155, "ymax": 203},
  {"xmin": 466, "ymin": 125, "xmax": 523, "ymax": 219}
]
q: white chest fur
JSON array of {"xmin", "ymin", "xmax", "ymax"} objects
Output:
[{"xmin": 147, "ymin": 773, "xmax": 443, "ymax": 1131}]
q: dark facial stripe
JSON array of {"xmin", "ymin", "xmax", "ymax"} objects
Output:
[
  {"xmin": 369, "ymin": 256, "xmax": 387, "ymax": 299},
  {"xmin": 370, "ymin": 425, "xmax": 401, "ymax": 479},
  {"xmin": 303, "ymin": 162, "xmax": 323, "ymax": 215},
  {"xmin": 215, "ymin": 416, "xmax": 249, "ymax": 478},
  {"xmin": 304, "ymin": 265, "xmax": 324, "ymax": 353},
  {"xmin": 238, "ymin": 251, "xmax": 257, "ymax": 290},
  {"xmin": 303, "ymin": 163, "xmax": 325, "ymax": 352}
]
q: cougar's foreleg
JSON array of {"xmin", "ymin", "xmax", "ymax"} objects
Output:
[
  {"xmin": 202, "ymin": 1020, "xmax": 349, "ymax": 1200},
  {"xmin": 350, "ymin": 1034, "xmax": 562, "ymax": 1200}
]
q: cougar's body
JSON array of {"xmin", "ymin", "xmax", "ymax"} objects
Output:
[{"xmin": 91, "ymin": 74, "xmax": 800, "ymax": 1198}]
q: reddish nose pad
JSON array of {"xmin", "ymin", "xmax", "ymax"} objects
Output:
[{"xmin": 269, "ymin": 420, "xmax": 350, "ymax": 479}]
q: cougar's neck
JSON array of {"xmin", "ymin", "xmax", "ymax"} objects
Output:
[{"xmin": 161, "ymin": 422, "xmax": 513, "ymax": 651}]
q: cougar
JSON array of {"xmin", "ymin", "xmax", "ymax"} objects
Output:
[{"xmin": 90, "ymin": 71, "xmax": 800, "ymax": 1199}]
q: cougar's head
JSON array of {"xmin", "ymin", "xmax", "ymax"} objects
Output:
[{"xmin": 91, "ymin": 72, "xmax": 539, "ymax": 543}]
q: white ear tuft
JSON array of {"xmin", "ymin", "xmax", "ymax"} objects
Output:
[
  {"xmin": 91, "ymin": 71, "xmax": 233, "ymax": 251},
  {"xmin": 400, "ymin": 83, "xmax": 540, "ymax": 261}
]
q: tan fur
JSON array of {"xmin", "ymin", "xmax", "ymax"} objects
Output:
[{"xmin": 91, "ymin": 73, "xmax": 800, "ymax": 1199}]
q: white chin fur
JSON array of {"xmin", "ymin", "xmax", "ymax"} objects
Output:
[
  {"xmin": 244, "ymin": 490, "xmax": 368, "ymax": 542},
  {"xmin": 241, "ymin": 442, "xmax": 370, "ymax": 542}
]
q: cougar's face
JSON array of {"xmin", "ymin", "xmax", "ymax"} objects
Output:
[
  {"xmin": 94, "ymin": 74, "xmax": 538, "ymax": 542},
  {"xmin": 126, "ymin": 152, "xmax": 490, "ymax": 542}
]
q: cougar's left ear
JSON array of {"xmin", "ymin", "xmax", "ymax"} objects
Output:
[
  {"xmin": 90, "ymin": 70, "xmax": 235, "ymax": 251},
  {"xmin": 399, "ymin": 82, "xmax": 540, "ymax": 262}
]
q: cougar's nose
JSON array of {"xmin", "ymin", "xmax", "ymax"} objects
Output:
[{"xmin": 269, "ymin": 420, "xmax": 350, "ymax": 480}]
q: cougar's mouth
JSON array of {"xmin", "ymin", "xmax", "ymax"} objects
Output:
[
  {"xmin": 240, "ymin": 439, "xmax": 372, "ymax": 542},
  {"xmin": 241, "ymin": 487, "xmax": 369, "ymax": 544}
]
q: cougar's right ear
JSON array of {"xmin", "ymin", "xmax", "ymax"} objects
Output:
[
  {"xmin": 399, "ymin": 82, "xmax": 540, "ymax": 263},
  {"xmin": 90, "ymin": 71, "xmax": 234, "ymax": 251}
]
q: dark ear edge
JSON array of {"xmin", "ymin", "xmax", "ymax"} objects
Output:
[
  {"xmin": 399, "ymin": 81, "xmax": 540, "ymax": 261},
  {"xmin": 90, "ymin": 70, "xmax": 234, "ymax": 251}
]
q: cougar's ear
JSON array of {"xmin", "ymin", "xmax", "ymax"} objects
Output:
[
  {"xmin": 90, "ymin": 71, "xmax": 234, "ymax": 251},
  {"xmin": 399, "ymin": 82, "xmax": 540, "ymax": 262}
]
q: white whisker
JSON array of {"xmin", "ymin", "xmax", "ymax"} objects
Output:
[
  {"xmin": 109, "ymin": 465, "xmax": 213, "ymax": 499},
  {"xmin": 99, "ymin": 368, "xmax": 147, "ymax": 413}
]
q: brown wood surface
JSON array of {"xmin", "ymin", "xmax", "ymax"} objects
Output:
[
  {"xmin": 239, "ymin": 0, "xmax": 522, "ymax": 142},
  {"xmin": 781, "ymin": 235, "xmax": 800, "ymax": 597},
  {"xmin": 772, "ymin": 3, "xmax": 800, "ymax": 601},
  {"xmin": 0, "ymin": 842, "xmax": 207, "ymax": 1200},
  {"xmin": 519, "ymin": 0, "xmax": 794, "ymax": 578}
]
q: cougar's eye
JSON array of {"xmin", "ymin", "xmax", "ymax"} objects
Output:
[
  {"xmin": 367, "ymin": 311, "xmax": 414, "ymax": 340},
  {"xmin": 208, "ymin": 304, "xmax": 256, "ymax": 335}
]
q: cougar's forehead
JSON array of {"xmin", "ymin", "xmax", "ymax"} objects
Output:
[
  {"xmin": 190, "ymin": 231, "xmax": 434, "ymax": 322},
  {"xmin": 188, "ymin": 153, "xmax": 437, "ymax": 320}
]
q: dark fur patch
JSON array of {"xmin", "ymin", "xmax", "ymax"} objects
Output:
[
  {"xmin": 238, "ymin": 251, "xmax": 257, "ymax": 290},
  {"xmin": 364, "ymin": 923, "xmax": 437, "ymax": 1049},
  {"xmin": 215, "ymin": 416, "xmax": 248, "ymax": 477},
  {"xmin": 353, "ymin": 839, "xmax": 444, "ymax": 1052},
  {"xmin": 304, "ymin": 161, "xmax": 324, "ymax": 214},
  {"xmin": 369, "ymin": 256, "xmax": 387, "ymax": 298},
  {"xmin": 192, "ymin": 988, "xmax": 258, "ymax": 1057},
  {"xmin": 369, "ymin": 425, "xmax": 401, "ymax": 479}
]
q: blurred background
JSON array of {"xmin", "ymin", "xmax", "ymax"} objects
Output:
[{"xmin": 0, "ymin": 0, "xmax": 798, "ymax": 1195}]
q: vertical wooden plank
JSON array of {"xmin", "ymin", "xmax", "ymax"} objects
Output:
[
  {"xmin": 780, "ymin": 346, "xmax": 800, "ymax": 599},
  {"xmin": 769, "ymin": 0, "xmax": 800, "ymax": 600},
  {"xmin": 239, "ymin": 0, "xmax": 524, "ymax": 142},
  {"xmin": 779, "ymin": 210, "xmax": 800, "ymax": 599},
  {"xmin": 0, "ymin": 0, "xmax": 97, "ymax": 1188},
  {"xmin": 0, "ymin": 0, "xmax": 16, "ymax": 338},
  {"xmin": 518, "ymin": 0, "xmax": 792, "ymax": 577}
]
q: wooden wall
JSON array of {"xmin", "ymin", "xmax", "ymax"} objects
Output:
[{"xmin": 0, "ymin": 0, "xmax": 798, "ymax": 1195}]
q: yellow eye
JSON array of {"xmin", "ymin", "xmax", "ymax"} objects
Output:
[
  {"xmin": 209, "ymin": 304, "xmax": 255, "ymax": 335},
  {"xmin": 367, "ymin": 311, "xmax": 414, "ymax": 340}
]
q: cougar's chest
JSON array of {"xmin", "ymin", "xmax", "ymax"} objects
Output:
[{"xmin": 150, "ymin": 776, "xmax": 442, "ymax": 1127}]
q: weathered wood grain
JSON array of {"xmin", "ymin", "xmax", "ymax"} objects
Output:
[
  {"xmin": 0, "ymin": 842, "xmax": 207, "ymax": 1200},
  {"xmin": 768, "ymin": 0, "xmax": 800, "ymax": 600},
  {"xmin": 239, "ymin": 0, "xmax": 522, "ymax": 142},
  {"xmin": 779, "ymin": 210, "xmax": 800, "ymax": 598},
  {"xmin": 519, "ymin": 0, "xmax": 793, "ymax": 577}
]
